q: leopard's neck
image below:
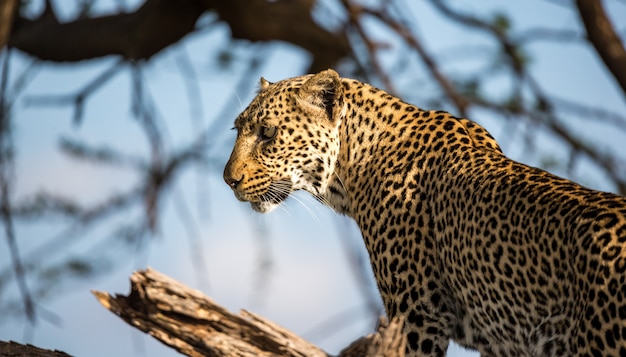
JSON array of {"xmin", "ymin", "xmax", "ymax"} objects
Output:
[{"xmin": 320, "ymin": 79, "xmax": 433, "ymax": 217}]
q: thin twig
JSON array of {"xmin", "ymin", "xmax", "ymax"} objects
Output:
[
  {"xmin": 0, "ymin": 49, "xmax": 36, "ymax": 324},
  {"xmin": 515, "ymin": 28, "xmax": 582, "ymax": 44},
  {"xmin": 24, "ymin": 59, "xmax": 125, "ymax": 126},
  {"xmin": 171, "ymin": 188, "xmax": 210, "ymax": 292},
  {"xmin": 174, "ymin": 47, "xmax": 210, "ymax": 220},
  {"xmin": 365, "ymin": 4, "xmax": 470, "ymax": 115},
  {"xmin": 339, "ymin": 0, "xmax": 397, "ymax": 94},
  {"xmin": 333, "ymin": 216, "xmax": 383, "ymax": 319}
]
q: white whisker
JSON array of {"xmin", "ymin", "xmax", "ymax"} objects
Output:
[
  {"xmin": 311, "ymin": 156, "xmax": 347, "ymax": 210},
  {"xmin": 233, "ymin": 90, "xmax": 244, "ymax": 112},
  {"xmin": 289, "ymin": 193, "xmax": 322, "ymax": 225},
  {"xmin": 266, "ymin": 179, "xmax": 329, "ymax": 224},
  {"xmin": 332, "ymin": 170, "xmax": 348, "ymax": 194}
]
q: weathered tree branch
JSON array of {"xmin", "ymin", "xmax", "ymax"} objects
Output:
[
  {"xmin": 575, "ymin": 0, "xmax": 626, "ymax": 99},
  {"xmin": 0, "ymin": 340, "xmax": 71, "ymax": 357},
  {"xmin": 93, "ymin": 268, "xmax": 405, "ymax": 357},
  {"xmin": 7, "ymin": 0, "xmax": 349, "ymax": 71}
]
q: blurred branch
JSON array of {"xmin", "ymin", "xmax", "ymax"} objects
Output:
[
  {"xmin": 174, "ymin": 47, "xmax": 211, "ymax": 220},
  {"xmin": 348, "ymin": 1, "xmax": 470, "ymax": 115},
  {"xmin": 12, "ymin": 192, "xmax": 84, "ymax": 219},
  {"xmin": 248, "ymin": 218, "xmax": 274, "ymax": 309},
  {"xmin": 2, "ymin": 1, "xmax": 625, "ymax": 348},
  {"xmin": 9, "ymin": 0, "xmax": 206, "ymax": 62},
  {"xmin": 4, "ymin": 0, "xmax": 349, "ymax": 335},
  {"xmin": 0, "ymin": 187, "xmax": 143, "ymax": 305},
  {"xmin": 549, "ymin": 95, "xmax": 626, "ymax": 131},
  {"xmin": 516, "ymin": 28, "xmax": 583, "ymax": 44},
  {"xmin": 0, "ymin": 0, "xmax": 18, "ymax": 50},
  {"xmin": 334, "ymin": 217, "xmax": 383, "ymax": 318},
  {"xmin": 142, "ymin": 140, "xmax": 205, "ymax": 231},
  {"xmin": 0, "ymin": 218, "xmax": 148, "ymax": 321},
  {"xmin": 4, "ymin": 57, "xmax": 40, "ymax": 105},
  {"xmin": 8, "ymin": 0, "xmax": 350, "ymax": 72},
  {"xmin": 206, "ymin": 45, "xmax": 270, "ymax": 139},
  {"xmin": 576, "ymin": 0, "xmax": 626, "ymax": 99},
  {"xmin": 424, "ymin": 1, "xmax": 626, "ymax": 193},
  {"xmin": 302, "ymin": 217, "xmax": 383, "ymax": 343},
  {"xmin": 0, "ymin": 139, "xmax": 36, "ymax": 326},
  {"xmin": 24, "ymin": 59, "xmax": 125, "ymax": 126},
  {"xmin": 175, "ymin": 48, "xmax": 204, "ymax": 135},
  {"xmin": 527, "ymin": 74, "xmax": 626, "ymax": 193},
  {"xmin": 428, "ymin": 1, "xmax": 525, "ymax": 74},
  {"xmin": 129, "ymin": 62, "xmax": 168, "ymax": 232},
  {"xmin": 473, "ymin": 91, "xmax": 626, "ymax": 194},
  {"xmin": 171, "ymin": 188, "xmax": 210, "ymax": 291},
  {"xmin": 541, "ymin": 116, "xmax": 625, "ymax": 192},
  {"xmin": 206, "ymin": 0, "xmax": 350, "ymax": 72},
  {"xmin": 0, "ymin": 188, "xmax": 150, "ymax": 320},
  {"xmin": 340, "ymin": 0, "xmax": 396, "ymax": 94},
  {"xmin": 340, "ymin": 0, "xmax": 626, "ymax": 194},
  {"xmin": 59, "ymin": 136, "xmax": 148, "ymax": 169},
  {"xmin": 1, "ymin": 48, "xmax": 36, "ymax": 325},
  {"xmin": 2, "ymin": 53, "xmax": 210, "ymax": 311}
]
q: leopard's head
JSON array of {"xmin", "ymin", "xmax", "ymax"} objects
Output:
[{"xmin": 224, "ymin": 69, "xmax": 346, "ymax": 213}]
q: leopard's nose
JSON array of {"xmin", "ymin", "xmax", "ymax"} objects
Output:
[{"xmin": 224, "ymin": 173, "xmax": 243, "ymax": 189}]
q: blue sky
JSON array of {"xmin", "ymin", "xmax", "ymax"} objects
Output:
[{"xmin": 1, "ymin": 1, "xmax": 625, "ymax": 356}]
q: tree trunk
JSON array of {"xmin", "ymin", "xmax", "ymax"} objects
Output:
[{"xmin": 92, "ymin": 268, "xmax": 405, "ymax": 357}]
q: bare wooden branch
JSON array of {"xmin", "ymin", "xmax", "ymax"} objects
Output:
[
  {"xmin": 93, "ymin": 268, "xmax": 405, "ymax": 357},
  {"xmin": 338, "ymin": 316, "xmax": 406, "ymax": 357},
  {"xmin": 0, "ymin": 340, "xmax": 71, "ymax": 357}
]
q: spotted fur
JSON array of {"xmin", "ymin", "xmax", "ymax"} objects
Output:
[{"xmin": 224, "ymin": 69, "xmax": 626, "ymax": 356}]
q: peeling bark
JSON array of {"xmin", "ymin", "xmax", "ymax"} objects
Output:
[
  {"xmin": 0, "ymin": 341, "xmax": 71, "ymax": 357},
  {"xmin": 93, "ymin": 268, "xmax": 405, "ymax": 357}
]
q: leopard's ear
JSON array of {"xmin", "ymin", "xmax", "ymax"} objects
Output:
[
  {"xmin": 259, "ymin": 77, "xmax": 272, "ymax": 91},
  {"xmin": 298, "ymin": 69, "xmax": 344, "ymax": 125}
]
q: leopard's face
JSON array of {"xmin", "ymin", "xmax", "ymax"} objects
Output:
[{"xmin": 224, "ymin": 71, "xmax": 345, "ymax": 213}]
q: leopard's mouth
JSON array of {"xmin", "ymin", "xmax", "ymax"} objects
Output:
[
  {"xmin": 250, "ymin": 180, "xmax": 293, "ymax": 213},
  {"xmin": 258, "ymin": 188, "xmax": 290, "ymax": 204}
]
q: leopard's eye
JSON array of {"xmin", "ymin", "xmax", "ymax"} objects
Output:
[{"xmin": 260, "ymin": 125, "xmax": 277, "ymax": 141}]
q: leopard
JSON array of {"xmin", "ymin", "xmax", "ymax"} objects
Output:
[{"xmin": 223, "ymin": 69, "xmax": 626, "ymax": 356}]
